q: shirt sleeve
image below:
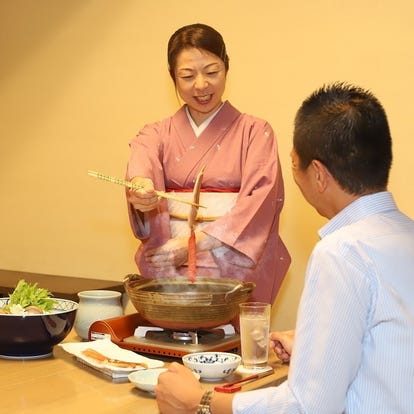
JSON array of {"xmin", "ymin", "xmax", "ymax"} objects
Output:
[
  {"xmin": 234, "ymin": 382, "xmax": 303, "ymax": 414},
  {"xmin": 233, "ymin": 237, "xmax": 375, "ymax": 413}
]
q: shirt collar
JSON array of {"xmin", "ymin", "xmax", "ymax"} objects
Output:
[{"xmin": 319, "ymin": 191, "xmax": 397, "ymax": 239}]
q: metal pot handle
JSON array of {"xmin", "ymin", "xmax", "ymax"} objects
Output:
[
  {"xmin": 224, "ymin": 282, "xmax": 255, "ymax": 303},
  {"xmin": 123, "ymin": 273, "xmax": 141, "ymax": 283}
]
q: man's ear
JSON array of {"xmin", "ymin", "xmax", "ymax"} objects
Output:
[{"xmin": 310, "ymin": 159, "xmax": 330, "ymax": 192}]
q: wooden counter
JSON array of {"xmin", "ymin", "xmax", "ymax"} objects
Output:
[
  {"xmin": 0, "ymin": 269, "xmax": 125, "ymax": 302},
  {"xmin": 0, "ymin": 331, "xmax": 288, "ymax": 414}
]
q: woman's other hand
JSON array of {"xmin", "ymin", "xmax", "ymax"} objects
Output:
[
  {"xmin": 145, "ymin": 237, "xmax": 190, "ymax": 268},
  {"xmin": 127, "ymin": 177, "xmax": 159, "ymax": 212},
  {"xmin": 269, "ymin": 329, "xmax": 295, "ymax": 363},
  {"xmin": 144, "ymin": 232, "xmax": 222, "ymax": 269}
]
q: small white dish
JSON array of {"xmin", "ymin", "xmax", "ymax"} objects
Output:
[
  {"xmin": 128, "ymin": 368, "xmax": 200, "ymax": 394},
  {"xmin": 128, "ymin": 368, "xmax": 167, "ymax": 394}
]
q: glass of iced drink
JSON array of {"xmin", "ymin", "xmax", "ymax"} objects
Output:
[{"xmin": 239, "ymin": 302, "xmax": 271, "ymax": 370}]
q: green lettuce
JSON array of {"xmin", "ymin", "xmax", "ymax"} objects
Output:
[{"xmin": 5, "ymin": 279, "xmax": 57, "ymax": 313}]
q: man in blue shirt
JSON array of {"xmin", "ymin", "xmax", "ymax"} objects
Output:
[{"xmin": 155, "ymin": 82, "xmax": 414, "ymax": 414}]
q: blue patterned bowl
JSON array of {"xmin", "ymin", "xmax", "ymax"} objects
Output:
[{"xmin": 182, "ymin": 351, "xmax": 241, "ymax": 380}]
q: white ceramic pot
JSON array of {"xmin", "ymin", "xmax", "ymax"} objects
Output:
[{"xmin": 74, "ymin": 290, "xmax": 123, "ymax": 340}]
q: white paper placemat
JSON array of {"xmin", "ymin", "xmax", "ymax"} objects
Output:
[{"xmin": 59, "ymin": 339, "xmax": 164, "ymax": 378}]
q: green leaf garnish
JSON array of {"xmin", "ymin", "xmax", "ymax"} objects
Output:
[{"xmin": 5, "ymin": 279, "xmax": 57, "ymax": 313}]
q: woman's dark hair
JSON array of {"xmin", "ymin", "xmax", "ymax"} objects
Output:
[
  {"xmin": 293, "ymin": 82, "xmax": 393, "ymax": 195},
  {"xmin": 167, "ymin": 23, "xmax": 229, "ymax": 82}
]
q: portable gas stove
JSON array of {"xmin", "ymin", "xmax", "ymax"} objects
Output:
[{"xmin": 89, "ymin": 313, "xmax": 240, "ymax": 359}]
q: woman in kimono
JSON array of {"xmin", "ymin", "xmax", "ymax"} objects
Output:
[{"xmin": 126, "ymin": 23, "xmax": 290, "ymax": 305}]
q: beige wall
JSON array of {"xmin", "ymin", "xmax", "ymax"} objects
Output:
[{"xmin": 1, "ymin": 0, "xmax": 413, "ymax": 330}]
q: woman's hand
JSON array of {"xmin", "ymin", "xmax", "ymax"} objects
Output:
[
  {"xmin": 145, "ymin": 237, "xmax": 190, "ymax": 268},
  {"xmin": 269, "ymin": 329, "xmax": 295, "ymax": 363},
  {"xmin": 155, "ymin": 362, "xmax": 204, "ymax": 414},
  {"xmin": 127, "ymin": 177, "xmax": 160, "ymax": 212},
  {"xmin": 144, "ymin": 232, "xmax": 223, "ymax": 268}
]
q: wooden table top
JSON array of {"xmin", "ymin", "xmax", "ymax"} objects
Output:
[{"xmin": 0, "ymin": 330, "xmax": 288, "ymax": 414}]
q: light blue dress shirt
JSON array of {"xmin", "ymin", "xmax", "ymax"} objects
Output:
[{"xmin": 234, "ymin": 192, "xmax": 414, "ymax": 413}]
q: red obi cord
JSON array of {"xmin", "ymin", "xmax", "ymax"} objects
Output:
[{"xmin": 165, "ymin": 187, "xmax": 239, "ymax": 193}]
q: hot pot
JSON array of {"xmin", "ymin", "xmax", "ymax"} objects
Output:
[{"xmin": 124, "ymin": 274, "xmax": 255, "ymax": 330}]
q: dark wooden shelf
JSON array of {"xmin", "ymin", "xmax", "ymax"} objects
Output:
[{"xmin": 0, "ymin": 269, "xmax": 125, "ymax": 302}]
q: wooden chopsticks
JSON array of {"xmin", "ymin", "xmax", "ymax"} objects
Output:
[{"xmin": 88, "ymin": 170, "xmax": 205, "ymax": 208}]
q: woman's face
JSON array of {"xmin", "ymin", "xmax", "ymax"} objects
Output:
[{"xmin": 174, "ymin": 47, "xmax": 226, "ymax": 125}]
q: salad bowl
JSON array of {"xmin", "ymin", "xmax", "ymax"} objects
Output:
[{"xmin": 0, "ymin": 297, "xmax": 78, "ymax": 359}]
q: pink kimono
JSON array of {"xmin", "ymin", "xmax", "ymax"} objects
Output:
[{"xmin": 127, "ymin": 101, "xmax": 291, "ymax": 304}]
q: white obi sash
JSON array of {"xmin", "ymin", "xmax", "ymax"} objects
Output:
[{"xmin": 167, "ymin": 192, "xmax": 238, "ymax": 238}]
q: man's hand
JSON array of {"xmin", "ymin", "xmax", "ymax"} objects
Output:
[
  {"xmin": 269, "ymin": 329, "xmax": 295, "ymax": 363},
  {"xmin": 155, "ymin": 362, "xmax": 204, "ymax": 414}
]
